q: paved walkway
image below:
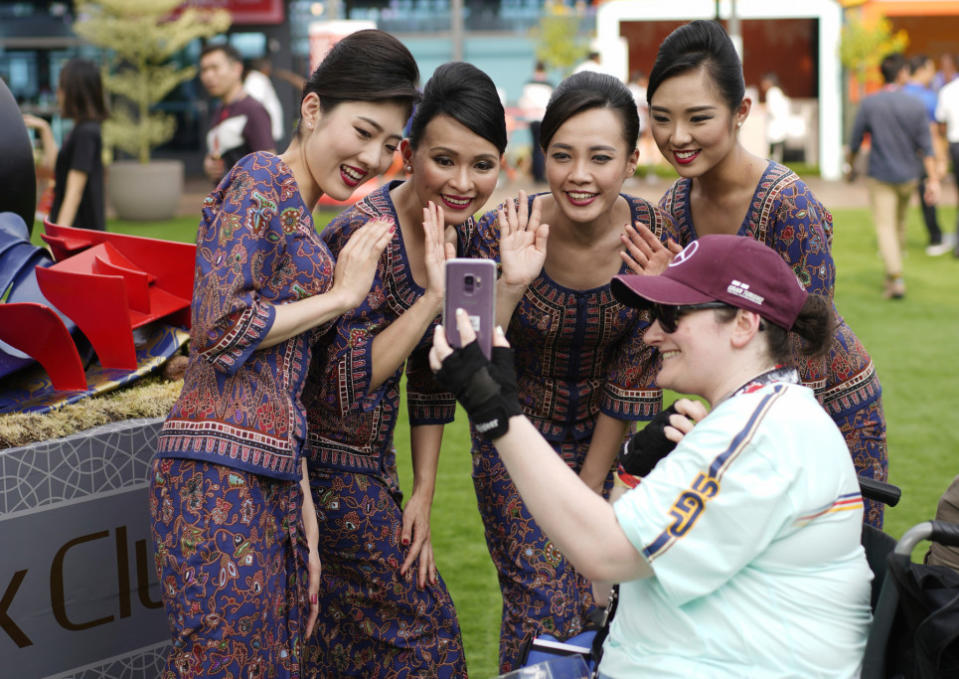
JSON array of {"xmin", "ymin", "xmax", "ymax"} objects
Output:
[{"xmin": 177, "ymin": 172, "xmax": 958, "ymax": 219}]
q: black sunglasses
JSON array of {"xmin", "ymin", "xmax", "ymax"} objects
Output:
[{"xmin": 649, "ymin": 302, "xmax": 731, "ymax": 334}]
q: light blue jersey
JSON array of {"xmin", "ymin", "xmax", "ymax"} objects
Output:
[{"xmin": 604, "ymin": 381, "xmax": 872, "ymax": 678}]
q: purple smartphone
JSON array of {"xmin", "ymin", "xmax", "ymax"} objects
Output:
[{"xmin": 444, "ymin": 258, "xmax": 496, "ymax": 359}]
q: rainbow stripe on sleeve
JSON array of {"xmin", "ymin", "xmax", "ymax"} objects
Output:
[{"xmin": 794, "ymin": 492, "xmax": 864, "ymax": 526}]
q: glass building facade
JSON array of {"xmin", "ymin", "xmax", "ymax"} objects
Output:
[{"xmin": 2, "ymin": 0, "xmax": 593, "ymax": 173}]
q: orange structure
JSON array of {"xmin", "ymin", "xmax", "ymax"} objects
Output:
[{"xmin": 859, "ymin": 1, "xmax": 959, "ymax": 58}]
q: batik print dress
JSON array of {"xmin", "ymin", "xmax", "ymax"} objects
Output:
[
  {"xmin": 300, "ymin": 183, "xmax": 467, "ymax": 678},
  {"xmin": 151, "ymin": 152, "xmax": 336, "ymax": 678},
  {"xmin": 660, "ymin": 160, "xmax": 888, "ymax": 527},
  {"xmin": 466, "ymin": 193, "xmax": 676, "ymax": 672}
]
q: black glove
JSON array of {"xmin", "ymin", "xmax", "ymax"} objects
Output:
[
  {"xmin": 489, "ymin": 345, "xmax": 519, "ymax": 406},
  {"xmin": 619, "ymin": 403, "xmax": 679, "ymax": 477},
  {"xmin": 435, "ymin": 341, "xmax": 522, "ymax": 439}
]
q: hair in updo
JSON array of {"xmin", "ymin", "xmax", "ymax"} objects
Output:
[
  {"xmin": 408, "ymin": 62, "xmax": 507, "ymax": 153},
  {"xmin": 539, "ymin": 70, "xmax": 640, "ymax": 150},
  {"xmin": 715, "ymin": 293, "xmax": 834, "ymax": 365},
  {"xmin": 299, "ymin": 29, "xmax": 420, "ymax": 126},
  {"xmin": 647, "ymin": 20, "xmax": 745, "ymax": 111}
]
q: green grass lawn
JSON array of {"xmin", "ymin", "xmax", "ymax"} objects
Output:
[
  {"xmin": 829, "ymin": 206, "xmax": 959, "ymax": 540},
  {"xmin": 70, "ymin": 202, "xmax": 958, "ymax": 678}
]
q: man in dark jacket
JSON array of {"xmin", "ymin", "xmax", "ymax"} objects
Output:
[
  {"xmin": 847, "ymin": 53, "xmax": 941, "ymax": 299},
  {"xmin": 199, "ymin": 43, "xmax": 274, "ymax": 184}
]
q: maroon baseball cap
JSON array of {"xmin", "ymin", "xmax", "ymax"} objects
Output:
[{"xmin": 611, "ymin": 234, "xmax": 808, "ymax": 330}]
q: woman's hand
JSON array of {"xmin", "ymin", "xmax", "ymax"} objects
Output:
[
  {"xmin": 23, "ymin": 114, "xmax": 56, "ymax": 171},
  {"xmin": 305, "ymin": 545, "xmax": 321, "ymax": 636},
  {"xmin": 591, "ymin": 580, "xmax": 613, "ymax": 607},
  {"xmin": 430, "ymin": 307, "xmax": 510, "ymax": 371},
  {"xmin": 203, "ymin": 153, "xmax": 225, "ymax": 183},
  {"xmin": 663, "ymin": 398, "xmax": 709, "ymax": 444},
  {"xmin": 499, "ymin": 191, "xmax": 549, "ymax": 290},
  {"xmin": 422, "ymin": 201, "xmax": 455, "ymax": 304},
  {"xmin": 399, "ymin": 490, "xmax": 438, "ymax": 588},
  {"xmin": 299, "ymin": 460, "xmax": 322, "ymax": 638},
  {"xmin": 428, "ymin": 312, "xmax": 458, "ymax": 370},
  {"xmin": 430, "ymin": 310, "xmax": 519, "ymax": 439},
  {"xmin": 22, "ymin": 113, "xmax": 50, "ymax": 132},
  {"xmin": 620, "ymin": 222, "xmax": 682, "ymax": 276},
  {"xmin": 330, "ymin": 218, "xmax": 394, "ymax": 311}
]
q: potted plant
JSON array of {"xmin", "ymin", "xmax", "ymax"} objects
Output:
[
  {"xmin": 839, "ymin": 11, "xmax": 908, "ymax": 102},
  {"xmin": 74, "ymin": 0, "xmax": 230, "ymax": 221},
  {"xmin": 529, "ymin": 3, "xmax": 589, "ymax": 75}
]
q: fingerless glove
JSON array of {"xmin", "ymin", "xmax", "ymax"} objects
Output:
[
  {"xmin": 619, "ymin": 403, "xmax": 679, "ymax": 477},
  {"xmin": 435, "ymin": 342, "xmax": 522, "ymax": 440}
]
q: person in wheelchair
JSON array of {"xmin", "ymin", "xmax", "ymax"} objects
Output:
[{"xmin": 430, "ymin": 235, "xmax": 872, "ymax": 678}]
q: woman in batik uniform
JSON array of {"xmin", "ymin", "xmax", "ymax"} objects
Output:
[
  {"xmin": 465, "ymin": 71, "xmax": 679, "ymax": 672},
  {"xmin": 622, "ymin": 20, "xmax": 888, "ymax": 527},
  {"xmin": 148, "ymin": 31, "xmax": 419, "ymax": 678},
  {"xmin": 300, "ymin": 62, "xmax": 510, "ymax": 677}
]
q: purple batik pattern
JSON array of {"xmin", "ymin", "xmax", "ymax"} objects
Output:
[
  {"xmin": 304, "ymin": 183, "xmax": 471, "ymax": 482},
  {"xmin": 150, "ymin": 458, "xmax": 307, "ymax": 679},
  {"xmin": 466, "ymin": 193, "xmax": 678, "ymax": 671},
  {"xmin": 302, "ymin": 469, "xmax": 467, "ymax": 678},
  {"xmin": 301, "ymin": 183, "xmax": 469, "ymax": 677},
  {"xmin": 157, "ymin": 152, "xmax": 336, "ymax": 481}
]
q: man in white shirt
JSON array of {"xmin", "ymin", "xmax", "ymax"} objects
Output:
[
  {"xmin": 936, "ymin": 75, "xmax": 959, "ymax": 256},
  {"xmin": 243, "ymin": 57, "xmax": 285, "ymax": 145},
  {"xmin": 518, "ymin": 61, "xmax": 553, "ymax": 183},
  {"xmin": 573, "ymin": 51, "xmax": 607, "ymax": 75},
  {"xmin": 199, "ymin": 44, "xmax": 274, "ymax": 183},
  {"xmin": 761, "ymin": 72, "xmax": 791, "ymax": 163}
]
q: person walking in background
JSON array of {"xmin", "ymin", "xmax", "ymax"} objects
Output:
[
  {"xmin": 518, "ymin": 61, "xmax": 552, "ymax": 184},
  {"xmin": 903, "ymin": 55, "xmax": 950, "ymax": 256},
  {"xmin": 199, "ymin": 43, "xmax": 274, "ymax": 184},
  {"xmin": 933, "ymin": 53, "xmax": 958, "ymax": 92},
  {"xmin": 300, "ymin": 61, "xmax": 509, "ymax": 678},
  {"xmin": 466, "ymin": 71, "xmax": 678, "ymax": 671},
  {"xmin": 22, "ymin": 58, "xmax": 107, "ymax": 230},
  {"xmin": 760, "ymin": 72, "xmax": 791, "ymax": 163},
  {"xmin": 847, "ymin": 52, "xmax": 940, "ymax": 299},
  {"xmin": 627, "ymin": 70, "xmax": 648, "ymax": 132},
  {"xmin": 573, "ymin": 50, "xmax": 606, "ymax": 75},
  {"xmin": 628, "ymin": 69, "xmax": 659, "ymax": 181},
  {"xmin": 243, "ymin": 56, "xmax": 285, "ymax": 145},
  {"xmin": 936, "ymin": 68, "xmax": 959, "ymax": 257},
  {"xmin": 622, "ymin": 20, "xmax": 889, "ymax": 527},
  {"xmin": 149, "ymin": 30, "xmax": 420, "ymax": 678}
]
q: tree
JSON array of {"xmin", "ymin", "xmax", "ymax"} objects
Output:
[
  {"xmin": 839, "ymin": 11, "xmax": 908, "ymax": 100},
  {"xmin": 74, "ymin": 0, "xmax": 231, "ymax": 164},
  {"xmin": 529, "ymin": 2, "xmax": 589, "ymax": 75}
]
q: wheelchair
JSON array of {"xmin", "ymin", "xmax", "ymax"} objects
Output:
[{"xmin": 862, "ymin": 517, "xmax": 959, "ymax": 678}]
